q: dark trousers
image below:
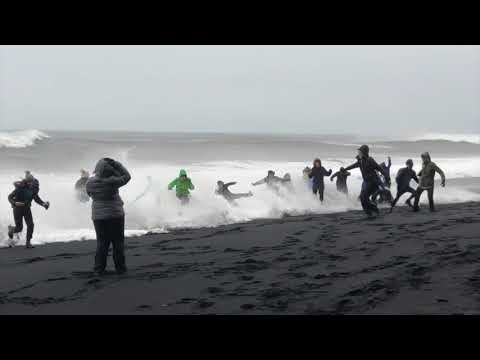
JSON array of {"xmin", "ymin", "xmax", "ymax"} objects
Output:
[
  {"xmin": 391, "ymin": 186, "xmax": 416, "ymax": 208},
  {"xmin": 413, "ymin": 187, "xmax": 435, "ymax": 211},
  {"xmin": 93, "ymin": 217, "xmax": 126, "ymax": 274},
  {"xmin": 12, "ymin": 206, "xmax": 34, "ymax": 242},
  {"xmin": 360, "ymin": 180, "xmax": 380, "ymax": 216},
  {"xmin": 312, "ymin": 184, "xmax": 325, "ymax": 202},
  {"xmin": 336, "ymin": 185, "xmax": 348, "ymax": 195}
]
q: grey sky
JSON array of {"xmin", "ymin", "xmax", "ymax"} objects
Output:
[{"xmin": 1, "ymin": 45, "xmax": 479, "ymax": 136}]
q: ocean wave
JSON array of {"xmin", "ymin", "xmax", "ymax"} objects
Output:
[
  {"xmin": 411, "ymin": 133, "xmax": 480, "ymax": 144},
  {"xmin": 0, "ymin": 129, "xmax": 50, "ymax": 148}
]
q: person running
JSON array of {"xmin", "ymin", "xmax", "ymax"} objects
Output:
[
  {"xmin": 330, "ymin": 167, "xmax": 351, "ymax": 194},
  {"xmin": 75, "ymin": 169, "xmax": 90, "ymax": 203},
  {"xmin": 371, "ymin": 157, "xmax": 392, "ymax": 204},
  {"xmin": 7, "ymin": 179, "xmax": 49, "ymax": 248},
  {"xmin": 86, "ymin": 158, "xmax": 131, "ymax": 276},
  {"xmin": 308, "ymin": 159, "xmax": 332, "ymax": 202},
  {"xmin": 344, "ymin": 145, "xmax": 390, "ymax": 218},
  {"xmin": 390, "ymin": 159, "xmax": 419, "ymax": 212},
  {"xmin": 24, "ymin": 170, "xmax": 50, "ymax": 210},
  {"xmin": 413, "ymin": 152, "xmax": 446, "ymax": 212},
  {"xmin": 252, "ymin": 170, "xmax": 284, "ymax": 192},
  {"xmin": 215, "ymin": 181, "xmax": 253, "ymax": 202},
  {"xmin": 168, "ymin": 169, "xmax": 195, "ymax": 205}
]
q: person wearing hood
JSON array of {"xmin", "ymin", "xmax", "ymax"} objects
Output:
[
  {"xmin": 86, "ymin": 158, "xmax": 131, "ymax": 276},
  {"xmin": 24, "ymin": 170, "xmax": 50, "ymax": 209},
  {"xmin": 252, "ymin": 170, "xmax": 284, "ymax": 192},
  {"xmin": 413, "ymin": 152, "xmax": 445, "ymax": 212},
  {"xmin": 215, "ymin": 181, "xmax": 253, "ymax": 202},
  {"xmin": 75, "ymin": 169, "xmax": 90, "ymax": 203},
  {"xmin": 168, "ymin": 169, "xmax": 195, "ymax": 204},
  {"xmin": 7, "ymin": 178, "xmax": 49, "ymax": 248},
  {"xmin": 390, "ymin": 159, "xmax": 419, "ymax": 212},
  {"xmin": 309, "ymin": 159, "xmax": 332, "ymax": 202},
  {"xmin": 330, "ymin": 167, "xmax": 351, "ymax": 194},
  {"xmin": 344, "ymin": 145, "xmax": 390, "ymax": 217}
]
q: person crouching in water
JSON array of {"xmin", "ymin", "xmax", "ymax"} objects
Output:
[
  {"xmin": 86, "ymin": 158, "xmax": 131, "ymax": 276},
  {"xmin": 330, "ymin": 167, "xmax": 351, "ymax": 195},
  {"xmin": 413, "ymin": 152, "xmax": 445, "ymax": 212},
  {"xmin": 215, "ymin": 181, "xmax": 253, "ymax": 203},
  {"xmin": 308, "ymin": 159, "xmax": 332, "ymax": 202},
  {"xmin": 168, "ymin": 169, "xmax": 195, "ymax": 205},
  {"xmin": 8, "ymin": 179, "xmax": 49, "ymax": 248},
  {"xmin": 75, "ymin": 169, "xmax": 90, "ymax": 203},
  {"xmin": 390, "ymin": 159, "xmax": 418, "ymax": 212},
  {"xmin": 344, "ymin": 145, "xmax": 390, "ymax": 218}
]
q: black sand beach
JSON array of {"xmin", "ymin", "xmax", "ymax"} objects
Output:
[{"xmin": 1, "ymin": 201, "xmax": 480, "ymax": 315}]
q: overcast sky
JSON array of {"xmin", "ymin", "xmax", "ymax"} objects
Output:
[{"xmin": 0, "ymin": 45, "xmax": 479, "ymax": 135}]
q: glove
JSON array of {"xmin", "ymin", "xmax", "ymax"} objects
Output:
[
  {"xmin": 441, "ymin": 181, "xmax": 445, "ymax": 187},
  {"xmin": 44, "ymin": 201, "xmax": 50, "ymax": 210}
]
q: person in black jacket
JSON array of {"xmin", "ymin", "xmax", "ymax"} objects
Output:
[
  {"xmin": 344, "ymin": 145, "xmax": 390, "ymax": 218},
  {"xmin": 330, "ymin": 167, "xmax": 351, "ymax": 194},
  {"xmin": 371, "ymin": 157, "xmax": 392, "ymax": 203},
  {"xmin": 7, "ymin": 179, "xmax": 49, "ymax": 248},
  {"xmin": 309, "ymin": 159, "xmax": 332, "ymax": 202},
  {"xmin": 390, "ymin": 159, "xmax": 419, "ymax": 212}
]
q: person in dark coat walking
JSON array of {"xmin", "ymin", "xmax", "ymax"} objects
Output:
[
  {"xmin": 86, "ymin": 158, "xmax": 131, "ymax": 276},
  {"xmin": 344, "ymin": 145, "xmax": 390, "ymax": 218}
]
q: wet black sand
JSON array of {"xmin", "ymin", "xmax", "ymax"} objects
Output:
[{"xmin": 1, "ymin": 201, "xmax": 480, "ymax": 314}]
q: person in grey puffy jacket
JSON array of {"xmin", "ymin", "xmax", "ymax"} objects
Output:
[{"xmin": 86, "ymin": 158, "xmax": 131, "ymax": 276}]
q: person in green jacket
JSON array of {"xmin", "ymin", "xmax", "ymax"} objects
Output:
[{"xmin": 168, "ymin": 169, "xmax": 195, "ymax": 204}]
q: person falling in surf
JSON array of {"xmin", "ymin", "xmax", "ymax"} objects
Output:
[
  {"xmin": 215, "ymin": 181, "xmax": 253, "ymax": 203},
  {"xmin": 413, "ymin": 152, "xmax": 445, "ymax": 212},
  {"xmin": 308, "ymin": 158, "xmax": 332, "ymax": 202},
  {"xmin": 302, "ymin": 166, "xmax": 313, "ymax": 190},
  {"xmin": 252, "ymin": 170, "xmax": 284, "ymax": 193},
  {"xmin": 168, "ymin": 169, "xmax": 195, "ymax": 205},
  {"xmin": 390, "ymin": 159, "xmax": 419, "ymax": 212},
  {"xmin": 330, "ymin": 167, "xmax": 351, "ymax": 195},
  {"xmin": 344, "ymin": 145, "xmax": 390, "ymax": 218}
]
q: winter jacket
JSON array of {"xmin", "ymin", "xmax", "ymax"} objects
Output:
[
  {"xmin": 418, "ymin": 154, "xmax": 445, "ymax": 189},
  {"xmin": 309, "ymin": 166, "xmax": 332, "ymax": 186},
  {"xmin": 168, "ymin": 169, "xmax": 195, "ymax": 197},
  {"xmin": 345, "ymin": 156, "xmax": 389, "ymax": 183},
  {"xmin": 86, "ymin": 159, "xmax": 131, "ymax": 220},
  {"xmin": 395, "ymin": 167, "xmax": 419, "ymax": 190}
]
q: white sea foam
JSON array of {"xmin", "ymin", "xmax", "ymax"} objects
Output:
[
  {"xmin": 0, "ymin": 156, "xmax": 479, "ymax": 247},
  {"xmin": 0, "ymin": 129, "xmax": 50, "ymax": 148}
]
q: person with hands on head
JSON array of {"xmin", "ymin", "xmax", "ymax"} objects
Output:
[{"xmin": 86, "ymin": 158, "xmax": 131, "ymax": 276}]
